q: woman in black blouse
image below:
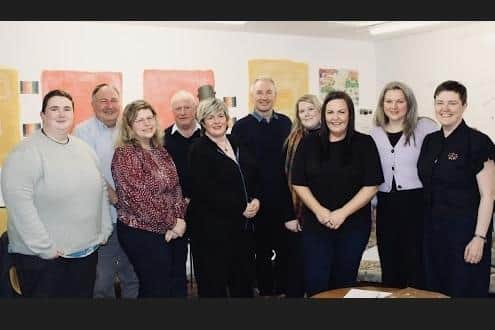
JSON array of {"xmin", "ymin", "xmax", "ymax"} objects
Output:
[
  {"xmin": 418, "ymin": 80, "xmax": 495, "ymax": 297},
  {"xmin": 188, "ymin": 98, "xmax": 260, "ymax": 297},
  {"xmin": 291, "ymin": 91, "xmax": 383, "ymax": 296}
]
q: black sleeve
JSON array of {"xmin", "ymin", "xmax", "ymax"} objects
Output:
[
  {"xmin": 291, "ymin": 136, "xmax": 309, "ymax": 186},
  {"xmin": 471, "ymin": 132, "xmax": 495, "ymax": 175},
  {"xmin": 361, "ymin": 135, "xmax": 384, "ymax": 186}
]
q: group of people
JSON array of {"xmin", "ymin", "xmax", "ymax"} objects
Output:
[{"xmin": 1, "ymin": 77, "xmax": 493, "ymax": 298}]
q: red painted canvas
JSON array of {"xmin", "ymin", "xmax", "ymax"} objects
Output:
[
  {"xmin": 41, "ymin": 70, "xmax": 122, "ymax": 131},
  {"xmin": 143, "ymin": 70, "xmax": 214, "ymax": 128}
]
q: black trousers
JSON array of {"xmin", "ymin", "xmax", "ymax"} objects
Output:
[
  {"xmin": 12, "ymin": 251, "xmax": 98, "ymax": 298},
  {"xmin": 192, "ymin": 230, "xmax": 255, "ymax": 298},
  {"xmin": 254, "ymin": 208, "xmax": 288, "ymax": 296},
  {"xmin": 376, "ymin": 189, "xmax": 425, "ymax": 289},
  {"xmin": 286, "ymin": 231, "xmax": 305, "ymax": 297},
  {"xmin": 117, "ymin": 222, "xmax": 187, "ymax": 298}
]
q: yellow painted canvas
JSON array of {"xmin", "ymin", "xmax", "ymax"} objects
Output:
[
  {"xmin": 0, "ymin": 68, "xmax": 21, "ymax": 231},
  {"xmin": 248, "ymin": 59, "xmax": 309, "ymax": 121}
]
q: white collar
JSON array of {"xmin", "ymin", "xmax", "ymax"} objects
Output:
[{"xmin": 171, "ymin": 121, "xmax": 201, "ymax": 136}]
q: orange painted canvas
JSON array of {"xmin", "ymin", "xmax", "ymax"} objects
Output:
[
  {"xmin": 143, "ymin": 70, "xmax": 214, "ymax": 128},
  {"xmin": 41, "ymin": 70, "xmax": 122, "ymax": 131}
]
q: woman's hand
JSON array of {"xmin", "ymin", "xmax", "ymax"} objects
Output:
[
  {"xmin": 464, "ymin": 236, "xmax": 485, "ymax": 264},
  {"xmin": 243, "ymin": 198, "xmax": 260, "ymax": 219},
  {"xmin": 285, "ymin": 219, "xmax": 302, "ymax": 232},
  {"xmin": 164, "ymin": 230, "xmax": 179, "ymax": 243},
  {"xmin": 326, "ymin": 208, "xmax": 348, "ymax": 230},
  {"xmin": 315, "ymin": 206, "xmax": 332, "ymax": 226},
  {"xmin": 172, "ymin": 218, "xmax": 187, "ymax": 237}
]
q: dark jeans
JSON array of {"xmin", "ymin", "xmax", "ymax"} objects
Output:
[
  {"xmin": 12, "ymin": 251, "xmax": 98, "ymax": 298},
  {"xmin": 376, "ymin": 189, "xmax": 425, "ymax": 289},
  {"xmin": 117, "ymin": 221, "xmax": 187, "ymax": 298},
  {"xmin": 424, "ymin": 213, "xmax": 492, "ymax": 297},
  {"xmin": 303, "ymin": 220, "xmax": 371, "ymax": 297},
  {"xmin": 254, "ymin": 208, "xmax": 288, "ymax": 296}
]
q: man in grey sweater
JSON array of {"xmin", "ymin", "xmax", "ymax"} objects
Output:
[{"xmin": 1, "ymin": 89, "xmax": 113, "ymax": 297}]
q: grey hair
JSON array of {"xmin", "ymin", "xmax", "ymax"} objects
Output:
[
  {"xmin": 170, "ymin": 90, "xmax": 197, "ymax": 107},
  {"xmin": 250, "ymin": 76, "xmax": 277, "ymax": 95}
]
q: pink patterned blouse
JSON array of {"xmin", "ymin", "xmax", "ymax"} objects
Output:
[{"xmin": 111, "ymin": 144, "xmax": 186, "ymax": 234}]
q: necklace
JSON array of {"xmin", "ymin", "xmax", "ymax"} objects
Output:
[
  {"xmin": 218, "ymin": 141, "xmax": 229, "ymax": 152},
  {"xmin": 41, "ymin": 128, "xmax": 69, "ymax": 145}
]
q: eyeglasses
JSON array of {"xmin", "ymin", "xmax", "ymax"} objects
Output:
[{"xmin": 134, "ymin": 116, "xmax": 155, "ymax": 125}]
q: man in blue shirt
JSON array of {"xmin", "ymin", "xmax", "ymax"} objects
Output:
[{"xmin": 74, "ymin": 83, "xmax": 139, "ymax": 298}]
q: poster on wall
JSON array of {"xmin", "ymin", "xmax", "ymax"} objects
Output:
[
  {"xmin": 319, "ymin": 68, "xmax": 359, "ymax": 108},
  {"xmin": 41, "ymin": 70, "xmax": 123, "ymax": 131},
  {"xmin": 248, "ymin": 59, "xmax": 309, "ymax": 121},
  {"xmin": 143, "ymin": 70, "xmax": 215, "ymax": 129},
  {"xmin": 0, "ymin": 68, "xmax": 21, "ymax": 166}
]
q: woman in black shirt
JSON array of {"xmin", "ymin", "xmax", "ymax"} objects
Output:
[
  {"xmin": 418, "ymin": 80, "xmax": 495, "ymax": 297},
  {"xmin": 291, "ymin": 91, "xmax": 383, "ymax": 296}
]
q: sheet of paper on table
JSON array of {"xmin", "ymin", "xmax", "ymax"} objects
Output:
[{"xmin": 344, "ymin": 288, "xmax": 392, "ymax": 298}]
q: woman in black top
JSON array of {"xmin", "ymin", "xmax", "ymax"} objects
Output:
[
  {"xmin": 418, "ymin": 80, "xmax": 495, "ymax": 297},
  {"xmin": 188, "ymin": 98, "xmax": 260, "ymax": 297},
  {"xmin": 291, "ymin": 91, "xmax": 384, "ymax": 296},
  {"xmin": 283, "ymin": 94, "xmax": 322, "ymax": 297}
]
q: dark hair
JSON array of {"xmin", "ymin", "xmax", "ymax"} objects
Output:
[
  {"xmin": 320, "ymin": 91, "xmax": 355, "ymax": 143},
  {"xmin": 434, "ymin": 80, "xmax": 467, "ymax": 105},
  {"xmin": 42, "ymin": 89, "xmax": 74, "ymax": 113},
  {"xmin": 91, "ymin": 83, "xmax": 120, "ymax": 99},
  {"xmin": 319, "ymin": 91, "xmax": 356, "ymax": 164}
]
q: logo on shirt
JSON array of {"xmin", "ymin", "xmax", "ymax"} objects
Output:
[{"xmin": 447, "ymin": 152, "xmax": 459, "ymax": 161}]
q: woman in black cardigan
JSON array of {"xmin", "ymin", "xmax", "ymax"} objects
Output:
[{"xmin": 188, "ymin": 98, "xmax": 260, "ymax": 298}]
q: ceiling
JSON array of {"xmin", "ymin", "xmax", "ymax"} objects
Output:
[{"xmin": 112, "ymin": 21, "xmax": 474, "ymax": 41}]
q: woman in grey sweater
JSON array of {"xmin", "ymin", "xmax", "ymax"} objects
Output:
[{"xmin": 1, "ymin": 89, "xmax": 113, "ymax": 297}]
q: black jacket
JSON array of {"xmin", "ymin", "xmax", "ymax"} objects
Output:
[{"xmin": 187, "ymin": 134, "xmax": 260, "ymax": 243}]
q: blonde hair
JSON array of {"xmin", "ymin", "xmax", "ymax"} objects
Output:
[
  {"xmin": 115, "ymin": 99, "xmax": 163, "ymax": 148},
  {"xmin": 196, "ymin": 98, "xmax": 230, "ymax": 133}
]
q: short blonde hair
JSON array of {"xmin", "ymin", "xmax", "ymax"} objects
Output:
[
  {"xmin": 196, "ymin": 98, "xmax": 230, "ymax": 131},
  {"xmin": 115, "ymin": 99, "xmax": 163, "ymax": 148}
]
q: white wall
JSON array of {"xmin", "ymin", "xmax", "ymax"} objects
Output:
[
  {"xmin": 0, "ymin": 21, "xmax": 377, "ymax": 131},
  {"xmin": 375, "ymin": 21, "xmax": 495, "ymax": 140}
]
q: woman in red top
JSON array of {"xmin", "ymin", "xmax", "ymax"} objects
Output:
[{"xmin": 112, "ymin": 100, "xmax": 187, "ymax": 298}]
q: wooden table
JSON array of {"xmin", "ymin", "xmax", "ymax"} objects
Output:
[{"xmin": 311, "ymin": 286, "xmax": 449, "ymax": 298}]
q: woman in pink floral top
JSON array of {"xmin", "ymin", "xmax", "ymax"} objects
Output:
[{"xmin": 111, "ymin": 99, "xmax": 187, "ymax": 298}]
